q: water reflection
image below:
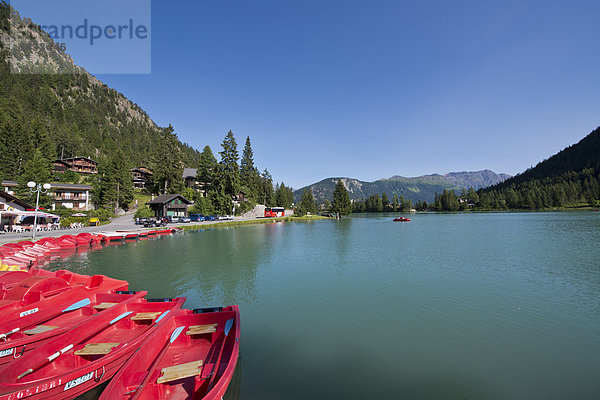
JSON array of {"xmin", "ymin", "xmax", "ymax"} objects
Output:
[
  {"xmin": 223, "ymin": 359, "xmax": 242, "ymax": 400},
  {"xmin": 50, "ymin": 214, "xmax": 600, "ymax": 400},
  {"xmin": 48, "ymin": 226, "xmax": 272, "ymax": 309}
]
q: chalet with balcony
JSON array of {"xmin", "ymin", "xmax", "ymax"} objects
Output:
[
  {"xmin": 146, "ymin": 194, "xmax": 192, "ymax": 218},
  {"xmin": 183, "ymin": 168, "xmax": 198, "ymax": 189},
  {"xmin": 131, "ymin": 167, "xmax": 154, "ymax": 189},
  {"xmin": 53, "ymin": 156, "xmax": 98, "ymax": 174},
  {"xmin": 235, "ymin": 190, "xmax": 247, "ymax": 203},
  {"xmin": 50, "ymin": 183, "xmax": 93, "ymax": 211},
  {"xmin": 183, "ymin": 168, "xmax": 211, "ymax": 196}
]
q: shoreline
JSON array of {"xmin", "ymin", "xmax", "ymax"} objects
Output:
[
  {"xmin": 0, "ymin": 213, "xmax": 333, "ymax": 245},
  {"xmin": 180, "ymin": 215, "xmax": 333, "ymax": 232}
]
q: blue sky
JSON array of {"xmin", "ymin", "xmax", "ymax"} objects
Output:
[{"xmin": 17, "ymin": 0, "xmax": 600, "ymax": 188}]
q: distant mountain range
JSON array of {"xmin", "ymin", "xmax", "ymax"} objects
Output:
[{"xmin": 294, "ymin": 170, "xmax": 511, "ymax": 203}]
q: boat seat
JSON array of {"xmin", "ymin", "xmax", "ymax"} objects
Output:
[
  {"xmin": 23, "ymin": 325, "xmax": 58, "ymax": 335},
  {"xmin": 186, "ymin": 324, "xmax": 217, "ymax": 336},
  {"xmin": 156, "ymin": 360, "xmax": 203, "ymax": 384},
  {"xmin": 131, "ymin": 312, "xmax": 162, "ymax": 321},
  {"xmin": 93, "ymin": 302, "xmax": 118, "ymax": 310},
  {"xmin": 74, "ymin": 342, "xmax": 120, "ymax": 355}
]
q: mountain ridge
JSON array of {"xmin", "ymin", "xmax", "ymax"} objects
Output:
[{"xmin": 295, "ymin": 170, "xmax": 511, "ymax": 203}]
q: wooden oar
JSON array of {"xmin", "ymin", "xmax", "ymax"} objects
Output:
[
  {"xmin": 17, "ymin": 311, "xmax": 133, "ymax": 380},
  {"xmin": 0, "ymin": 298, "xmax": 91, "ymax": 341},
  {"xmin": 206, "ymin": 318, "xmax": 234, "ymax": 390}
]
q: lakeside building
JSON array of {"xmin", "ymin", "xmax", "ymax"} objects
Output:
[
  {"xmin": 235, "ymin": 190, "xmax": 247, "ymax": 203},
  {"xmin": 0, "ymin": 190, "xmax": 34, "ymax": 212},
  {"xmin": 53, "ymin": 156, "xmax": 99, "ymax": 175},
  {"xmin": 50, "ymin": 183, "xmax": 93, "ymax": 211},
  {"xmin": 183, "ymin": 168, "xmax": 199, "ymax": 189},
  {"xmin": 131, "ymin": 167, "xmax": 154, "ymax": 189},
  {"xmin": 146, "ymin": 194, "xmax": 192, "ymax": 218},
  {"xmin": 1, "ymin": 180, "xmax": 18, "ymax": 196},
  {"xmin": 0, "ymin": 190, "xmax": 35, "ymax": 230},
  {"xmin": 183, "ymin": 168, "xmax": 210, "ymax": 196}
]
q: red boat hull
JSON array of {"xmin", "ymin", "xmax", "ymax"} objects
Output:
[
  {"xmin": 0, "ymin": 290, "xmax": 147, "ymax": 367},
  {"xmin": 0, "ymin": 297, "xmax": 185, "ymax": 400},
  {"xmin": 0, "ymin": 273, "xmax": 129, "ymax": 321},
  {"xmin": 100, "ymin": 305, "xmax": 240, "ymax": 400}
]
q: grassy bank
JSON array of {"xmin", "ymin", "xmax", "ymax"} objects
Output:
[{"xmin": 180, "ymin": 215, "xmax": 333, "ymax": 232}]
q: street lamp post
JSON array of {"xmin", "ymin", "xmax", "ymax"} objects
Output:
[{"xmin": 27, "ymin": 181, "xmax": 51, "ymax": 240}]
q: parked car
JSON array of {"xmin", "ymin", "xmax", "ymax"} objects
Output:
[
  {"xmin": 190, "ymin": 214, "xmax": 204, "ymax": 222},
  {"xmin": 204, "ymin": 215, "xmax": 215, "ymax": 221},
  {"xmin": 137, "ymin": 218, "xmax": 148, "ymax": 226},
  {"xmin": 143, "ymin": 218, "xmax": 155, "ymax": 228},
  {"xmin": 180, "ymin": 217, "xmax": 191, "ymax": 223},
  {"xmin": 144, "ymin": 218, "xmax": 167, "ymax": 228},
  {"xmin": 218, "ymin": 215, "xmax": 234, "ymax": 221},
  {"xmin": 169, "ymin": 216, "xmax": 181, "ymax": 223}
]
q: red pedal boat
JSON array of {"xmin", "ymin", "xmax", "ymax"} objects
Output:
[
  {"xmin": 0, "ymin": 269, "xmax": 68, "ymax": 292},
  {"xmin": 0, "ymin": 270, "xmax": 42, "ymax": 290},
  {"xmin": 0, "ymin": 273, "xmax": 129, "ymax": 321},
  {"xmin": 0, "ymin": 290, "xmax": 147, "ymax": 366},
  {"xmin": 393, "ymin": 217, "xmax": 411, "ymax": 222},
  {"xmin": 0, "ymin": 296, "xmax": 185, "ymax": 400},
  {"xmin": 99, "ymin": 305, "xmax": 240, "ymax": 400}
]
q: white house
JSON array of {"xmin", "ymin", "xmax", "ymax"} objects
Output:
[{"xmin": 50, "ymin": 183, "xmax": 93, "ymax": 211}]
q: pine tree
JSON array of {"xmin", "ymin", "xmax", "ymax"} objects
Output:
[
  {"xmin": 260, "ymin": 169, "xmax": 275, "ymax": 206},
  {"xmin": 352, "ymin": 200, "xmax": 366, "ymax": 213},
  {"xmin": 331, "ymin": 179, "xmax": 351, "ymax": 218},
  {"xmin": 375, "ymin": 194, "xmax": 383, "ymax": 212},
  {"xmin": 400, "ymin": 195, "xmax": 409, "ymax": 211},
  {"xmin": 382, "ymin": 192, "xmax": 390, "ymax": 211},
  {"xmin": 29, "ymin": 117, "xmax": 56, "ymax": 162},
  {"xmin": 466, "ymin": 187, "xmax": 479, "ymax": 205},
  {"xmin": 17, "ymin": 148, "xmax": 52, "ymax": 208},
  {"xmin": 240, "ymin": 136, "xmax": 260, "ymax": 200},
  {"xmin": 440, "ymin": 189, "xmax": 459, "ymax": 211},
  {"xmin": 98, "ymin": 149, "xmax": 133, "ymax": 212},
  {"xmin": 275, "ymin": 182, "xmax": 293, "ymax": 208},
  {"xmin": 208, "ymin": 186, "xmax": 232, "ymax": 215},
  {"xmin": 152, "ymin": 124, "xmax": 184, "ymax": 195},
  {"xmin": 297, "ymin": 188, "xmax": 316, "ymax": 216},
  {"xmin": 392, "ymin": 194, "xmax": 399, "ymax": 212},
  {"xmin": 217, "ymin": 130, "xmax": 240, "ymax": 199},
  {"xmin": 197, "ymin": 145, "xmax": 217, "ymax": 197},
  {"xmin": 433, "ymin": 192, "xmax": 441, "ymax": 211}
]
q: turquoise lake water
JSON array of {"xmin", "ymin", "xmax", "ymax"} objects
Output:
[{"xmin": 56, "ymin": 212, "xmax": 600, "ymax": 399}]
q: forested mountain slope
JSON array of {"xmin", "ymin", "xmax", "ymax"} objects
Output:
[
  {"xmin": 0, "ymin": 2, "xmax": 200, "ymax": 182},
  {"xmin": 479, "ymin": 127, "xmax": 600, "ymax": 208}
]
